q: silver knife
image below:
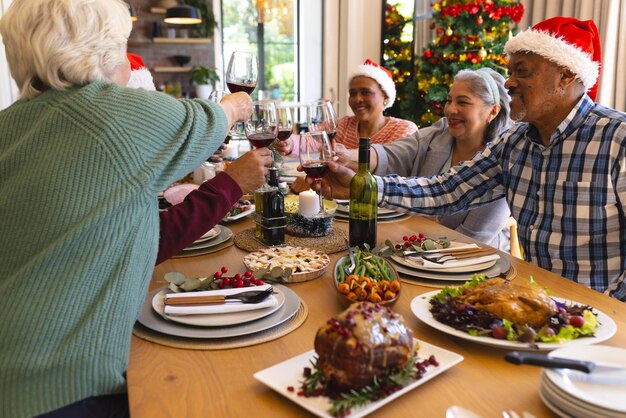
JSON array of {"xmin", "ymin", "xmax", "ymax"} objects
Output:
[{"xmin": 505, "ymin": 351, "xmax": 626, "ymax": 374}]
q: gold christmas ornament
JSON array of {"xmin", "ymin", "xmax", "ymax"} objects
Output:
[
  {"xmin": 478, "ymin": 47, "xmax": 487, "ymax": 58},
  {"xmin": 445, "ymin": 27, "xmax": 453, "ymax": 36}
]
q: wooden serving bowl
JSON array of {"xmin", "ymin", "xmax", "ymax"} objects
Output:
[{"xmin": 332, "ymin": 255, "xmax": 401, "ymax": 308}]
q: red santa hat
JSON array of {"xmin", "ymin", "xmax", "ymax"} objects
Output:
[
  {"xmin": 504, "ymin": 17, "xmax": 601, "ymax": 101},
  {"xmin": 126, "ymin": 53, "xmax": 156, "ymax": 91},
  {"xmin": 349, "ymin": 59, "xmax": 396, "ymax": 109}
]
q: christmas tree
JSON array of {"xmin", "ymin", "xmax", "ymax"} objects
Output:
[
  {"xmin": 381, "ymin": 2, "xmax": 417, "ymax": 122},
  {"xmin": 415, "ymin": 0, "xmax": 524, "ymax": 126}
]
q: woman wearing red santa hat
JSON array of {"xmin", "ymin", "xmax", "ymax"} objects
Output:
[
  {"xmin": 313, "ymin": 16, "xmax": 626, "ymax": 302},
  {"xmin": 277, "ymin": 59, "xmax": 417, "ymax": 192},
  {"xmin": 0, "ymin": 1, "xmax": 273, "ymax": 417},
  {"xmin": 276, "ymin": 59, "xmax": 417, "ymax": 156}
]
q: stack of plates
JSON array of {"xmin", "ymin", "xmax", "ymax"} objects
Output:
[
  {"xmin": 136, "ymin": 283, "xmax": 301, "ymax": 340},
  {"xmin": 333, "ymin": 203, "xmax": 408, "ymax": 222},
  {"xmin": 174, "ymin": 225, "xmax": 233, "ymax": 257},
  {"xmin": 389, "ymin": 242, "xmax": 511, "ymax": 285},
  {"xmin": 539, "ymin": 346, "xmax": 626, "ymax": 418}
]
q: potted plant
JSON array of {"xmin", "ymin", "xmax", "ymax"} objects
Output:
[{"xmin": 188, "ymin": 65, "xmax": 220, "ymax": 99}]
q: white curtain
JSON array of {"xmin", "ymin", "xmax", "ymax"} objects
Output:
[
  {"xmin": 518, "ymin": 0, "xmax": 626, "ymax": 111},
  {"xmin": 0, "ymin": 0, "xmax": 19, "ymax": 110}
]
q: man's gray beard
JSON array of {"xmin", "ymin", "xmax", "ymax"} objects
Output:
[{"xmin": 510, "ymin": 108, "xmax": 526, "ymax": 122}]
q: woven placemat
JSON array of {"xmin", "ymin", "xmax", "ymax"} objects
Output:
[
  {"xmin": 234, "ymin": 227, "xmax": 347, "ymax": 254},
  {"xmin": 399, "ymin": 264, "xmax": 518, "ymax": 288},
  {"xmin": 132, "ymin": 300, "xmax": 308, "ymax": 350},
  {"xmin": 172, "ymin": 238, "xmax": 234, "ymax": 258}
]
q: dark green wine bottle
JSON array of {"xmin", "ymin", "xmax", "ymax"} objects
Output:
[{"xmin": 349, "ymin": 137, "xmax": 377, "ymax": 248}]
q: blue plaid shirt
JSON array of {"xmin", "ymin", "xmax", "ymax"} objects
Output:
[{"xmin": 377, "ymin": 95, "xmax": 626, "ymax": 301}]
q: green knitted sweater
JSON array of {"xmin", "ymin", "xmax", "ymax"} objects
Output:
[{"xmin": 0, "ymin": 82, "xmax": 227, "ymax": 417}]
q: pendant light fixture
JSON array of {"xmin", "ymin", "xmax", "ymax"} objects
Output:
[{"xmin": 164, "ymin": 1, "xmax": 202, "ymax": 25}]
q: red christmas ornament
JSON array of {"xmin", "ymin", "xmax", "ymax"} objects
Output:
[
  {"xmin": 424, "ymin": 49, "xmax": 433, "ymax": 59},
  {"xmin": 466, "ymin": 52, "xmax": 473, "ymax": 59},
  {"xmin": 476, "ymin": 16, "xmax": 484, "ymax": 25},
  {"xmin": 436, "ymin": 27, "xmax": 443, "ymax": 34},
  {"xmin": 471, "ymin": 57, "xmax": 479, "ymax": 64}
]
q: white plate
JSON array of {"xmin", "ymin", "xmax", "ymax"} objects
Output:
[
  {"xmin": 335, "ymin": 203, "xmax": 397, "ymax": 215},
  {"xmin": 182, "ymin": 225, "xmax": 232, "ymax": 251},
  {"xmin": 538, "ymin": 385, "xmax": 575, "ymax": 418},
  {"xmin": 391, "ymin": 254, "xmax": 497, "ymax": 273},
  {"xmin": 222, "ymin": 205, "xmax": 255, "ymax": 223},
  {"xmin": 193, "ymin": 226, "xmax": 220, "ymax": 244},
  {"xmin": 254, "ymin": 339, "xmax": 463, "ymax": 418},
  {"xmin": 544, "ymin": 345, "xmax": 626, "ymax": 413},
  {"xmin": 390, "ymin": 257, "xmax": 511, "ymax": 282},
  {"xmin": 151, "ymin": 287, "xmax": 286, "ymax": 327},
  {"xmin": 540, "ymin": 374, "xmax": 620, "ymax": 418},
  {"xmin": 411, "ymin": 291, "xmax": 617, "ymax": 351},
  {"xmin": 135, "ymin": 284, "xmax": 300, "ymax": 339}
]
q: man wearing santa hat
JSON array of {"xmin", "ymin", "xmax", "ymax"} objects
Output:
[
  {"xmin": 316, "ymin": 17, "xmax": 626, "ymax": 301},
  {"xmin": 125, "ymin": 52, "xmax": 272, "ymax": 262}
]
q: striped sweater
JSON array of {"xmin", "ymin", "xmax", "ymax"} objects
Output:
[{"xmin": 0, "ymin": 81, "xmax": 227, "ymax": 417}]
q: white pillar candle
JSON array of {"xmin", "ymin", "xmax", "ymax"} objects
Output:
[{"xmin": 299, "ymin": 189, "xmax": 321, "ymax": 218}]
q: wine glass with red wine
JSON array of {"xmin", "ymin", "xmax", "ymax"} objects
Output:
[
  {"xmin": 226, "ymin": 51, "xmax": 258, "ymax": 138},
  {"xmin": 276, "ymin": 105, "xmax": 293, "ymax": 142},
  {"xmin": 299, "ymin": 131, "xmax": 332, "ymax": 216},
  {"xmin": 245, "ymin": 101, "xmax": 278, "ymax": 188},
  {"xmin": 307, "ymin": 100, "xmax": 337, "ymax": 140},
  {"xmin": 226, "ymin": 51, "xmax": 258, "ymax": 94}
]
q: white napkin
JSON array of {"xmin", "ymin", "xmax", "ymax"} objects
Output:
[
  {"xmin": 163, "ymin": 284, "xmax": 278, "ymax": 316},
  {"xmin": 421, "ymin": 253, "xmax": 500, "ymax": 269}
]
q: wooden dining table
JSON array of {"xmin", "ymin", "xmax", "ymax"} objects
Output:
[{"xmin": 127, "ymin": 214, "xmax": 626, "ymax": 418}]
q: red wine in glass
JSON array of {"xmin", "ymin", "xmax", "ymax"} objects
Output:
[
  {"xmin": 301, "ymin": 161, "xmax": 329, "ymax": 179},
  {"xmin": 247, "ymin": 133, "xmax": 276, "ymax": 148},
  {"xmin": 277, "ymin": 129, "xmax": 292, "ymax": 141},
  {"xmin": 226, "ymin": 81, "xmax": 256, "ymax": 95}
]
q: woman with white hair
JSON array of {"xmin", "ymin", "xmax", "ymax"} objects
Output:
[{"xmin": 0, "ymin": 1, "xmax": 272, "ymax": 417}]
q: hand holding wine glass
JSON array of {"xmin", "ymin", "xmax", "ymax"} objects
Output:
[
  {"xmin": 217, "ymin": 92, "xmax": 253, "ymax": 132},
  {"xmin": 299, "ymin": 131, "xmax": 332, "ymax": 216}
]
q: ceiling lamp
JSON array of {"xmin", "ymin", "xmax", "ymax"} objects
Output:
[{"xmin": 164, "ymin": 2, "xmax": 202, "ymax": 25}]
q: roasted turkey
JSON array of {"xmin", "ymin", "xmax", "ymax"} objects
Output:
[{"xmin": 456, "ymin": 278, "xmax": 557, "ymax": 328}]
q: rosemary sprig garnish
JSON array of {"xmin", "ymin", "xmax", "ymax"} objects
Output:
[{"xmin": 298, "ymin": 350, "xmax": 438, "ymax": 417}]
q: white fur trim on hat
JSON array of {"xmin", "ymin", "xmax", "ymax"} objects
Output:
[
  {"xmin": 349, "ymin": 64, "xmax": 396, "ymax": 110},
  {"xmin": 505, "ymin": 29, "xmax": 599, "ymax": 90},
  {"xmin": 127, "ymin": 68, "xmax": 156, "ymax": 91}
]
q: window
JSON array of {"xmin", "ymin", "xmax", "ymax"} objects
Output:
[{"xmin": 221, "ymin": 0, "xmax": 299, "ymax": 101}]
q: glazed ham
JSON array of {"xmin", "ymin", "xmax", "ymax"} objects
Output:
[{"xmin": 314, "ymin": 302, "xmax": 414, "ymax": 391}]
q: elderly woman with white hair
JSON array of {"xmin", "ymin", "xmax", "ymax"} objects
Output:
[{"xmin": 0, "ymin": 1, "xmax": 273, "ymax": 417}]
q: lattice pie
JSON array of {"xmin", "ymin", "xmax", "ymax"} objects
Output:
[{"xmin": 243, "ymin": 246, "xmax": 330, "ymax": 273}]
